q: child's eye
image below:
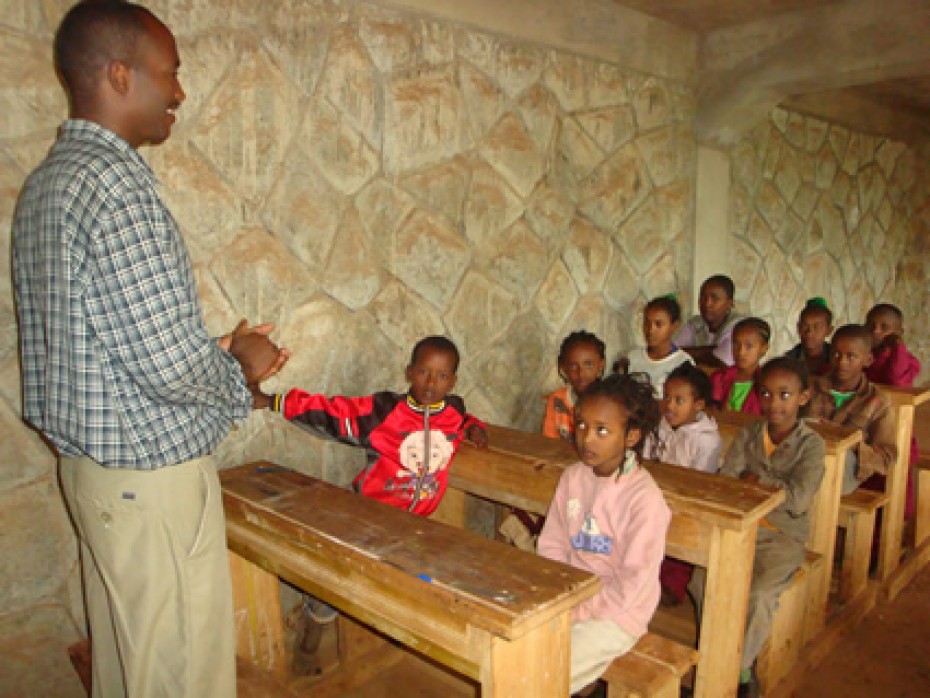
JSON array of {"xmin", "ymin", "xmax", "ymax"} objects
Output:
[
  {"xmin": 760, "ymin": 390, "xmax": 772, "ymax": 399},
  {"xmin": 780, "ymin": 391, "xmax": 792, "ymax": 400},
  {"xmin": 597, "ymin": 426, "xmax": 609, "ymax": 436}
]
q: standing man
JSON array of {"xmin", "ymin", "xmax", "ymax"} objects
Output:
[{"xmin": 12, "ymin": 2, "xmax": 287, "ymax": 696}]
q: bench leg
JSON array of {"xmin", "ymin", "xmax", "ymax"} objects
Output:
[
  {"xmin": 480, "ymin": 613, "xmax": 570, "ymax": 697},
  {"xmin": 877, "ymin": 403, "xmax": 916, "ymax": 581},
  {"xmin": 916, "ymin": 468, "xmax": 930, "ymax": 548},
  {"xmin": 228, "ymin": 550, "xmax": 288, "ymax": 680},
  {"xmin": 838, "ymin": 513, "xmax": 874, "ymax": 603},
  {"xmin": 693, "ymin": 526, "xmax": 755, "ymax": 698}
]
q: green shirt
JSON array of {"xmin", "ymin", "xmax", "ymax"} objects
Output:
[
  {"xmin": 830, "ymin": 390, "xmax": 856, "ymax": 410},
  {"xmin": 728, "ymin": 381, "xmax": 754, "ymax": 411}
]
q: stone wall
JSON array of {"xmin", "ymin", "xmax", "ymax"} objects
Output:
[
  {"xmin": 726, "ymin": 107, "xmax": 924, "ymax": 368},
  {"xmin": 0, "ymin": 1, "xmax": 694, "ymax": 692},
  {"xmin": 895, "ymin": 141, "xmax": 930, "ymax": 383}
]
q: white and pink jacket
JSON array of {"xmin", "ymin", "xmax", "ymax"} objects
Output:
[{"xmin": 538, "ymin": 463, "xmax": 670, "ymax": 638}]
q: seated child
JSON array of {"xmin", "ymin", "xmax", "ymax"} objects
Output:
[
  {"xmin": 785, "ymin": 297, "xmax": 833, "ymax": 377},
  {"xmin": 807, "ymin": 325, "xmax": 897, "ymax": 495},
  {"xmin": 542, "ymin": 330, "xmax": 607, "ymax": 441},
  {"xmin": 864, "ymin": 303, "xmax": 922, "ymax": 519},
  {"xmin": 711, "ymin": 317, "xmax": 771, "ymax": 415},
  {"xmin": 675, "ymin": 274, "xmax": 744, "ymax": 368},
  {"xmin": 719, "ymin": 357, "xmax": 825, "ymax": 695},
  {"xmin": 257, "ymin": 335, "xmax": 487, "ymax": 515},
  {"xmin": 538, "ymin": 374, "xmax": 671, "ymax": 695},
  {"xmin": 644, "ymin": 363, "xmax": 722, "ymax": 606},
  {"xmin": 865, "ymin": 303, "xmax": 921, "ymax": 387},
  {"xmin": 623, "ymin": 295, "xmax": 694, "ymax": 397},
  {"xmin": 501, "ymin": 331, "xmax": 607, "ymax": 551}
]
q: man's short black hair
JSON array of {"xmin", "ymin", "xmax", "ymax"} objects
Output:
[
  {"xmin": 409, "ymin": 336, "xmax": 460, "ymax": 372},
  {"xmin": 54, "ymin": 1, "xmax": 156, "ymax": 108},
  {"xmin": 832, "ymin": 324, "xmax": 872, "ymax": 349},
  {"xmin": 867, "ymin": 303, "xmax": 903, "ymax": 324},
  {"xmin": 701, "ymin": 274, "xmax": 735, "ymax": 300}
]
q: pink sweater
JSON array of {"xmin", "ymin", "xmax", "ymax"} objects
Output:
[
  {"xmin": 538, "ymin": 463, "xmax": 671, "ymax": 637},
  {"xmin": 643, "ymin": 413, "xmax": 723, "ymax": 473}
]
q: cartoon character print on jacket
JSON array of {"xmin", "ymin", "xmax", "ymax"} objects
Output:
[
  {"xmin": 568, "ymin": 500, "xmax": 614, "ymax": 555},
  {"xmin": 385, "ymin": 429, "xmax": 456, "ymax": 502}
]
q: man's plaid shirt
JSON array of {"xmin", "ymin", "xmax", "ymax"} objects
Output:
[{"xmin": 13, "ymin": 120, "xmax": 252, "ymax": 469}]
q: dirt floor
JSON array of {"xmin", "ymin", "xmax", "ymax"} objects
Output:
[{"xmin": 799, "ymin": 564, "xmax": 930, "ymax": 697}]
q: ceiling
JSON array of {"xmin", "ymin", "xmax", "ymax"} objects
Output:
[
  {"xmin": 615, "ymin": 0, "xmax": 840, "ymax": 34},
  {"xmin": 613, "ymin": 0, "xmax": 930, "ymax": 142}
]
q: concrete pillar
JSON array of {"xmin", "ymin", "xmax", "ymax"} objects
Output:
[{"xmin": 691, "ymin": 145, "xmax": 731, "ymax": 309}]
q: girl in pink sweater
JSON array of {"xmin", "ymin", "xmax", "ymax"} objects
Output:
[{"xmin": 538, "ymin": 374, "xmax": 671, "ymax": 695}]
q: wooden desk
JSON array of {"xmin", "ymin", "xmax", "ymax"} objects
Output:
[
  {"xmin": 709, "ymin": 409, "xmax": 861, "ymax": 639},
  {"xmin": 878, "ymin": 385, "xmax": 930, "ymax": 599},
  {"xmin": 440, "ymin": 425, "xmax": 784, "ymax": 698},
  {"xmin": 222, "ymin": 462, "xmax": 599, "ymax": 697}
]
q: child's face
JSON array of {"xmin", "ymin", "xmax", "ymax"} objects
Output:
[
  {"xmin": 642, "ymin": 307, "xmax": 679, "ymax": 351},
  {"xmin": 830, "ymin": 336, "xmax": 873, "ymax": 388},
  {"xmin": 698, "ymin": 282, "xmax": 733, "ymax": 331},
  {"xmin": 406, "ymin": 347, "xmax": 457, "ymax": 406},
  {"xmin": 864, "ymin": 309, "xmax": 901, "ymax": 349},
  {"xmin": 574, "ymin": 396, "xmax": 641, "ymax": 478},
  {"xmin": 560, "ymin": 342, "xmax": 605, "ymax": 396},
  {"xmin": 759, "ymin": 368, "xmax": 810, "ymax": 433},
  {"xmin": 797, "ymin": 311, "xmax": 832, "ymax": 353},
  {"xmin": 732, "ymin": 328, "xmax": 768, "ymax": 373},
  {"xmin": 662, "ymin": 377, "xmax": 704, "ymax": 429}
]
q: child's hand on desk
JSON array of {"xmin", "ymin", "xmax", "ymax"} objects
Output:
[
  {"xmin": 740, "ymin": 471, "xmax": 761, "ymax": 484},
  {"xmin": 466, "ymin": 424, "xmax": 489, "ymax": 448}
]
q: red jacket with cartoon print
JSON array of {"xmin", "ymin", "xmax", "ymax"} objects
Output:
[{"xmin": 275, "ymin": 389, "xmax": 484, "ymax": 516}]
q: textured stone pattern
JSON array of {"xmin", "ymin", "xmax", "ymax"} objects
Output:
[
  {"xmin": 895, "ymin": 141, "xmax": 930, "ymax": 383},
  {"xmin": 0, "ymin": 1, "xmax": 694, "ymax": 691},
  {"xmin": 727, "ymin": 107, "xmax": 927, "ymax": 375}
]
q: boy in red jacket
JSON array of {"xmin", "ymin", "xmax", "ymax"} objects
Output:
[{"xmin": 257, "ymin": 335, "xmax": 487, "ymax": 516}]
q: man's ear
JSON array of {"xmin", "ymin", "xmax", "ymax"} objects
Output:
[
  {"xmin": 107, "ymin": 59, "xmax": 132, "ymax": 96},
  {"xmin": 405, "ymin": 364, "xmax": 414, "ymax": 383}
]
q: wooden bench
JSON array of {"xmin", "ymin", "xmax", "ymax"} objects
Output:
[
  {"xmin": 874, "ymin": 385, "xmax": 930, "ymax": 600},
  {"xmin": 222, "ymin": 462, "xmax": 600, "ymax": 697},
  {"xmin": 837, "ymin": 488, "xmax": 889, "ymax": 601},
  {"xmin": 440, "ymin": 425, "xmax": 785, "ymax": 698},
  {"xmin": 601, "ymin": 632, "xmax": 699, "ymax": 698}
]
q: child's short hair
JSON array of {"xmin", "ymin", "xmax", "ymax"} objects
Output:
[
  {"xmin": 701, "ymin": 274, "xmax": 735, "ymax": 300},
  {"xmin": 734, "ymin": 317, "xmax": 771, "ymax": 344},
  {"xmin": 558, "ymin": 330, "xmax": 606, "ymax": 364},
  {"xmin": 760, "ymin": 356, "xmax": 811, "ymax": 416},
  {"xmin": 580, "ymin": 373, "xmax": 661, "ymax": 458},
  {"xmin": 800, "ymin": 297, "xmax": 833, "ymax": 325},
  {"xmin": 645, "ymin": 294, "xmax": 682, "ymax": 324},
  {"xmin": 665, "ymin": 363, "xmax": 713, "ymax": 405},
  {"xmin": 410, "ymin": 336, "xmax": 460, "ymax": 372},
  {"xmin": 760, "ymin": 356, "xmax": 810, "ymax": 391},
  {"xmin": 831, "ymin": 324, "xmax": 872, "ymax": 349},
  {"xmin": 866, "ymin": 303, "xmax": 903, "ymax": 324}
]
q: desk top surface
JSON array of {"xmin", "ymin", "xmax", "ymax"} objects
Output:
[
  {"xmin": 707, "ymin": 409, "xmax": 862, "ymax": 453},
  {"xmin": 457, "ymin": 425, "xmax": 784, "ymax": 530},
  {"xmin": 222, "ymin": 461, "xmax": 599, "ymax": 635}
]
